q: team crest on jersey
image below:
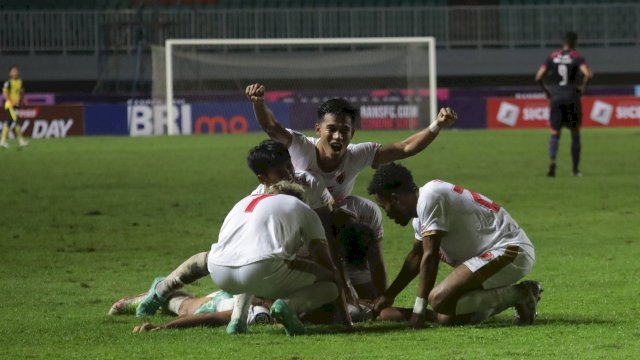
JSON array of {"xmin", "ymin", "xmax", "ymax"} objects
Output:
[
  {"xmin": 479, "ymin": 252, "xmax": 494, "ymax": 261},
  {"xmin": 336, "ymin": 172, "xmax": 345, "ymax": 184}
]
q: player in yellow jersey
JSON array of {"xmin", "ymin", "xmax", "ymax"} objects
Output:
[{"xmin": 1, "ymin": 65, "xmax": 28, "ymax": 148}]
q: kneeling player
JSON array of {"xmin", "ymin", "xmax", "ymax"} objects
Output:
[
  {"xmin": 207, "ymin": 181, "xmax": 343, "ymax": 335},
  {"xmin": 368, "ymin": 163, "xmax": 542, "ymax": 328}
]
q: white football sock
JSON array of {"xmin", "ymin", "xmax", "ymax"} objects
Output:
[
  {"xmin": 156, "ymin": 252, "xmax": 209, "ymax": 298},
  {"xmin": 165, "ymin": 291, "xmax": 192, "ymax": 315}
]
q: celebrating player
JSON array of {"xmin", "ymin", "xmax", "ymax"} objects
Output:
[
  {"xmin": 368, "ymin": 163, "xmax": 542, "ymax": 328},
  {"xmin": 535, "ymin": 31, "xmax": 593, "ymax": 177},
  {"xmin": 1, "ymin": 65, "xmax": 29, "ymax": 148},
  {"xmin": 246, "ymin": 83, "xmax": 456, "ymax": 301},
  {"xmin": 135, "ymin": 141, "xmax": 352, "ymax": 328},
  {"xmin": 206, "ymin": 181, "xmax": 342, "ymax": 335}
]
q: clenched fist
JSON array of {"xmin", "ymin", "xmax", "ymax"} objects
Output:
[
  {"xmin": 245, "ymin": 83, "xmax": 265, "ymax": 104},
  {"xmin": 435, "ymin": 107, "xmax": 457, "ymax": 128}
]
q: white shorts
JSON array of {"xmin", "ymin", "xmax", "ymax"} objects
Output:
[
  {"xmin": 209, "ymin": 258, "xmax": 318, "ymax": 299},
  {"xmin": 463, "ymin": 241, "xmax": 535, "ymax": 290}
]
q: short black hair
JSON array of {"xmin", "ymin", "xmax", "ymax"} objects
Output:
[
  {"xmin": 563, "ymin": 31, "xmax": 578, "ymax": 48},
  {"xmin": 338, "ymin": 223, "xmax": 375, "ymax": 267},
  {"xmin": 317, "ymin": 98, "xmax": 359, "ymax": 127},
  {"xmin": 367, "ymin": 162, "xmax": 417, "ymax": 198},
  {"xmin": 246, "ymin": 140, "xmax": 291, "ymax": 176}
]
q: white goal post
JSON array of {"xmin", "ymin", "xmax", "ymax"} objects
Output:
[{"xmin": 164, "ymin": 37, "xmax": 437, "ymax": 136}]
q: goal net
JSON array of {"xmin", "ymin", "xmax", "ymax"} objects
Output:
[{"xmin": 151, "ymin": 37, "xmax": 436, "ymax": 136}]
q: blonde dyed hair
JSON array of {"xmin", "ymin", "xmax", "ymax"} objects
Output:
[{"xmin": 266, "ymin": 180, "xmax": 307, "ymax": 204}]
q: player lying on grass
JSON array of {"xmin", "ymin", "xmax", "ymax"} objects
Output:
[
  {"xmin": 368, "ymin": 163, "xmax": 543, "ymax": 328},
  {"xmin": 246, "ymin": 83, "xmax": 457, "ymax": 304},
  {"xmin": 116, "ymin": 290, "xmax": 275, "ymax": 333},
  {"xmin": 132, "ymin": 181, "xmax": 346, "ymax": 336},
  {"xmin": 114, "ymin": 222, "xmax": 376, "ymax": 332},
  {"xmin": 134, "ymin": 140, "xmax": 352, "ymax": 325}
]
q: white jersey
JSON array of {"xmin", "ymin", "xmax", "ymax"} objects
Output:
[
  {"xmin": 413, "ymin": 180, "xmax": 532, "ymax": 267},
  {"xmin": 286, "ymin": 129, "xmax": 380, "ymax": 205},
  {"xmin": 207, "ymin": 194, "xmax": 326, "ymax": 267},
  {"xmin": 251, "ymin": 171, "xmax": 333, "ymax": 210},
  {"xmin": 338, "ymin": 195, "xmax": 384, "ymax": 240}
]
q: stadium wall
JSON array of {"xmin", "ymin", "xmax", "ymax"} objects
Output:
[{"xmin": 3, "ymin": 92, "xmax": 638, "ymax": 139}]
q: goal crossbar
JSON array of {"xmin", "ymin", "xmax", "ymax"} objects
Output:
[{"xmin": 165, "ymin": 37, "xmax": 437, "ymax": 135}]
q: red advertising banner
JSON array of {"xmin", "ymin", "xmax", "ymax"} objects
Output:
[
  {"xmin": 0, "ymin": 105, "xmax": 84, "ymax": 138},
  {"xmin": 487, "ymin": 96, "xmax": 640, "ymax": 129}
]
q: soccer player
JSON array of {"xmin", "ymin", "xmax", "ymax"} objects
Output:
[
  {"xmin": 135, "ymin": 142, "xmax": 352, "ymax": 329},
  {"xmin": 368, "ymin": 163, "xmax": 542, "ymax": 328},
  {"xmin": 1, "ymin": 65, "xmax": 28, "ymax": 148},
  {"xmin": 535, "ymin": 31, "xmax": 592, "ymax": 177},
  {"xmin": 246, "ymin": 83, "xmax": 456, "ymax": 301},
  {"xmin": 206, "ymin": 181, "xmax": 342, "ymax": 335}
]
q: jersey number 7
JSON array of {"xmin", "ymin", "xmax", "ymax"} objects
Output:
[{"xmin": 452, "ymin": 185, "xmax": 501, "ymax": 213}]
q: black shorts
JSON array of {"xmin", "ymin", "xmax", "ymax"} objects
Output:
[{"xmin": 550, "ymin": 99, "xmax": 582, "ymax": 131}]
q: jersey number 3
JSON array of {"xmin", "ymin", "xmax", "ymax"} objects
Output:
[
  {"xmin": 452, "ymin": 185, "xmax": 501, "ymax": 213},
  {"xmin": 245, "ymin": 194, "xmax": 275, "ymax": 213}
]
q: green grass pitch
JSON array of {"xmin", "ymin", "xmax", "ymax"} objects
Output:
[{"xmin": 1, "ymin": 128, "xmax": 639, "ymax": 359}]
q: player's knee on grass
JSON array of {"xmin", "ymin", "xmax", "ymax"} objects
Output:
[{"xmin": 428, "ymin": 286, "xmax": 459, "ymax": 315}]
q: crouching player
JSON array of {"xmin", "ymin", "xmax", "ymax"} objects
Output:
[
  {"xmin": 207, "ymin": 181, "xmax": 343, "ymax": 335},
  {"xmin": 368, "ymin": 163, "xmax": 542, "ymax": 328}
]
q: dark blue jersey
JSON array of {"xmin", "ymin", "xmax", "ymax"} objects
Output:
[{"xmin": 543, "ymin": 49, "xmax": 586, "ymax": 101}]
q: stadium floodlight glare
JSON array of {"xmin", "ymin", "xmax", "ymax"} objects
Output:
[{"xmin": 162, "ymin": 37, "xmax": 437, "ymax": 136}]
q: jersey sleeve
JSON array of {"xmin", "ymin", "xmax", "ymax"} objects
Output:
[
  {"xmin": 298, "ymin": 171, "xmax": 334, "ymax": 209},
  {"xmin": 286, "ymin": 129, "xmax": 315, "ymax": 170},
  {"xmin": 413, "ymin": 218, "xmax": 422, "ymax": 241},
  {"xmin": 416, "ymin": 184, "xmax": 449, "ymax": 237},
  {"xmin": 349, "ymin": 142, "xmax": 381, "ymax": 170},
  {"xmin": 542, "ymin": 54, "xmax": 553, "ymax": 70}
]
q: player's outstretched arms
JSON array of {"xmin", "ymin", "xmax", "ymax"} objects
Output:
[
  {"xmin": 246, "ymin": 83, "xmax": 293, "ymax": 146},
  {"xmin": 372, "ymin": 107, "xmax": 457, "ymax": 168},
  {"xmin": 373, "ymin": 240, "xmax": 423, "ymax": 313},
  {"xmin": 133, "ymin": 312, "xmax": 232, "ymax": 332}
]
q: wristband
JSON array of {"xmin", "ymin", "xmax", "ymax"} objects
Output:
[
  {"xmin": 428, "ymin": 121, "xmax": 441, "ymax": 133},
  {"xmin": 413, "ymin": 297, "xmax": 426, "ymax": 315}
]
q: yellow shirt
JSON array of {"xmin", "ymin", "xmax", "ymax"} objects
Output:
[{"xmin": 3, "ymin": 78, "xmax": 23, "ymax": 104}]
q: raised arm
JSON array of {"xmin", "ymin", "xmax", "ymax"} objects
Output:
[
  {"xmin": 535, "ymin": 65, "xmax": 551, "ymax": 98},
  {"xmin": 246, "ymin": 83, "xmax": 292, "ymax": 146},
  {"xmin": 408, "ymin": 233, "xmax": 442, "ymax": 329},
  {"xmin": 372, "ymin": 107, "xmax": 457, "ymax": 167},
  {"xmin": 372, "ymin": 240, "xmax": 423, "ymax": 313}
]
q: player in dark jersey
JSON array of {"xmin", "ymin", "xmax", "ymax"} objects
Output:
[{"xmin": 535, "ymin": 32, "xmax": 592, "ymax": 177}]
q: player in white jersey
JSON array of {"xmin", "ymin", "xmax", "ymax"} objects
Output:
[
  {"xmin": 207, "ymin": 183, "xmax": 342, "ymax": 336},
  {"xmin": 367, "ymin": 163, "xmax": 542, "ymax": 328},
  {"xmin": 134, "ymin": 141, "xmax": 336, "ymax": 319},
  {"xmin": 246, "ymin": 83, "xmax": 456, "ymax": 303}
]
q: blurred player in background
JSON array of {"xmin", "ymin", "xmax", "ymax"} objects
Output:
[
  {"xmin": 535, "ymin": 32, "xmax": 592, "ymax": 177},
  {"xmin": 368, "ymin": 163, "xmax": 542, "ymax": 328},
  {"xmin": 246, "ymin": 83, "xmax": 456, "ymax": 304},
  {"xmin": 1, "ymin": 65, "xmax": 29, "ymax": 148}
]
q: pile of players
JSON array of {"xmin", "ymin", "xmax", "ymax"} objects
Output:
[{"xmin": 111, "ymin": 84, "xmax": 542, "ymax": 335}]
